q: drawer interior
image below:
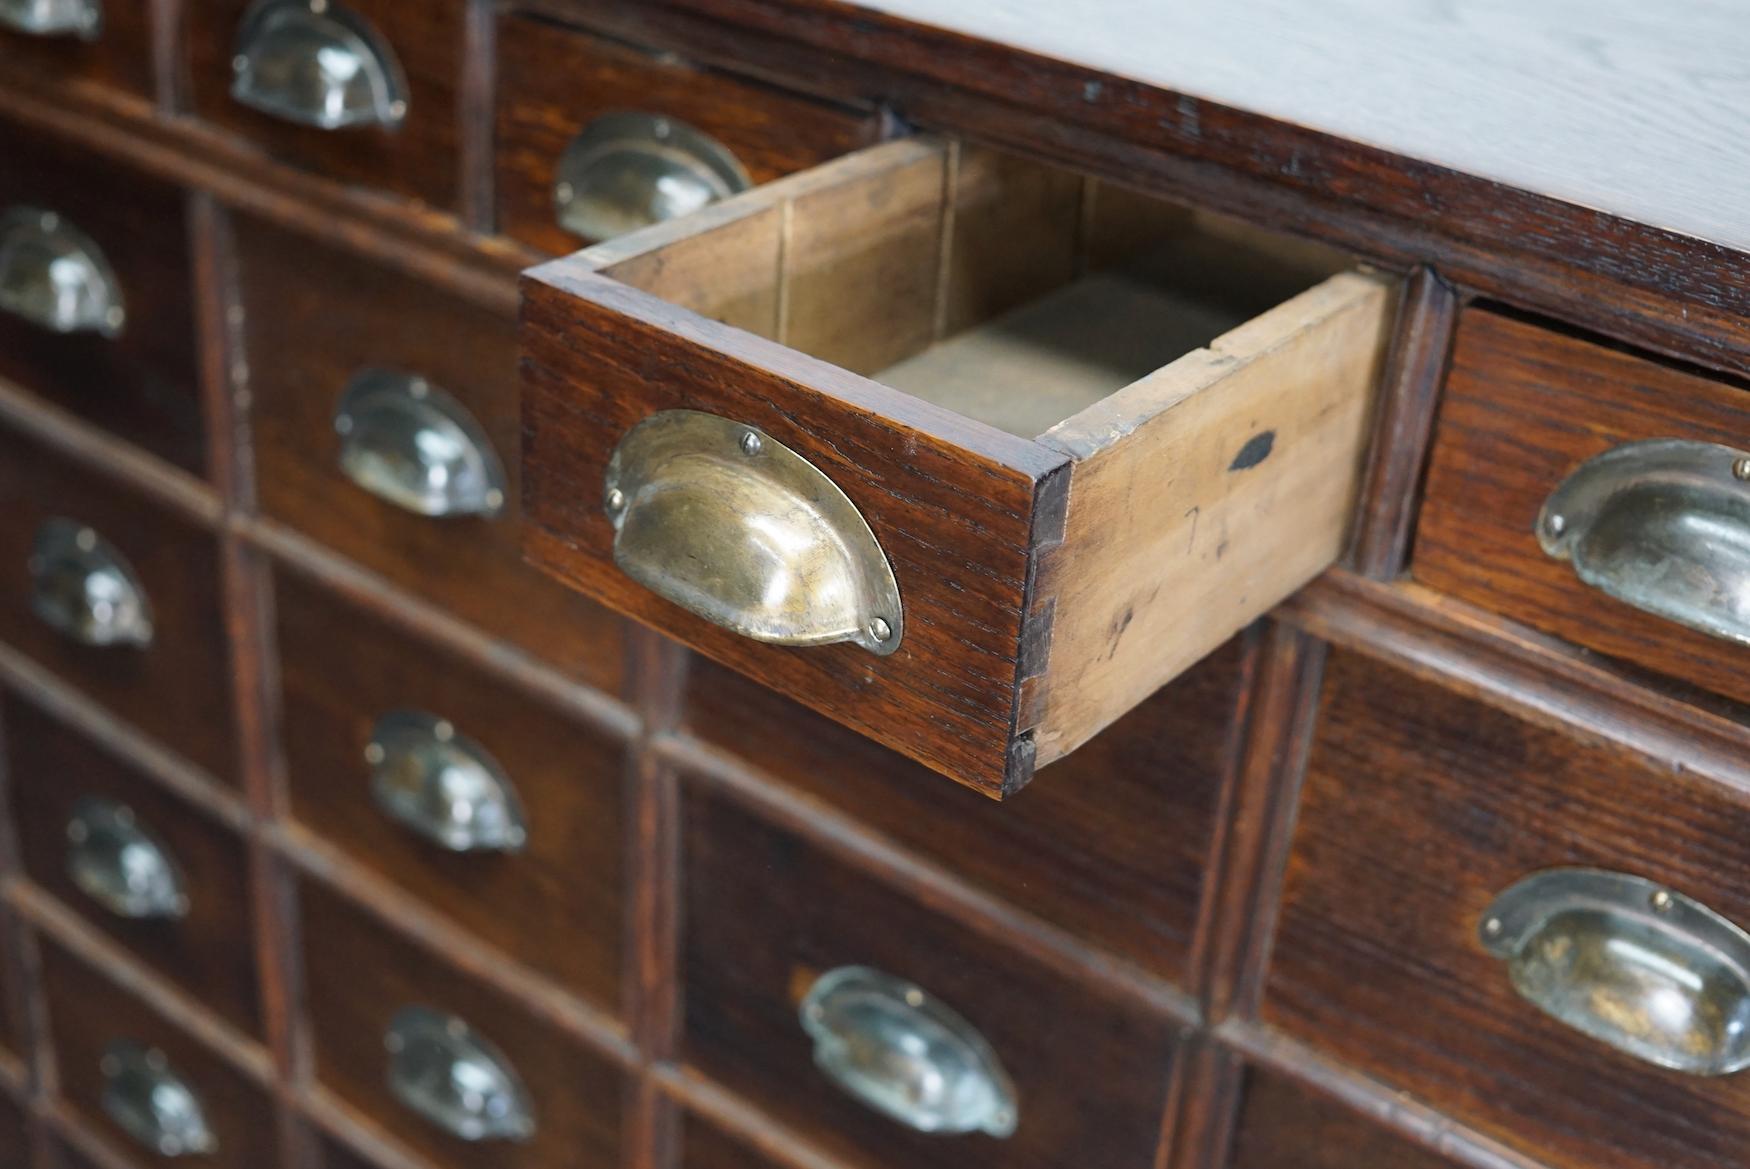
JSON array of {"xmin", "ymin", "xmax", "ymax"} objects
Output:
[{"xmin": 578, "ymin": 137, "xmax": 1348, "ymax": 441}]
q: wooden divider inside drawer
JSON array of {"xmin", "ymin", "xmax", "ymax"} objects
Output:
[
  {"xmin": 5, "ymin": 691, "xmax": 259, "ymax": 1035},
  {"xmin": 522, "ymin": 137, "xmax": 1394, "ymax": 796}
]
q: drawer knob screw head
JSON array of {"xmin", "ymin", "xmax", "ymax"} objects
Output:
[
  {"xmin": 1733, "ymin": 457, "xmax": 1750, "ymax": 481},
  {"xmin": 364, "ymin": 741, "xmax": 385, "ymax": 764},
  {"xmin": 739, "ymin": 431, "xmax": 763, "ymax": 456},
  {"xmin": 869, "ymin": 617, "xmax": 893, "ymax": 643},
  {"xmin": 1483, "ymin": 916, "xmax": 1503, "ymax": 937},
  {"xmin": 1543, "ymin": 513, "xmax": 1565, "ymax": 537},
  {"xmin": 1652, "ymin": 889, "xmax": 1674, "ymax": 913},
  {"xmin": 606, "ymin": 487, "xmax": 626, "ymax": 514}
]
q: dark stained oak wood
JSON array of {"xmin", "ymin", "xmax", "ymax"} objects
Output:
[
  {"xmin": 298, "ymin": 879, "xmax": 624, "ymax": 1169},
  {"xmin": 678, "ymin": 780, "xmax": 1184, "ymax": 1169},
  {"xmin": 0, "ymin": 4, "xmax": 155, "ymax": 105},
  {"xmin": 522, "ymin": 267, "xmax": 1062, "ymax": 795},
  {"xmin": 679, "ymin": 1112, "xmax": 827, "ymax": 1169},
  {"xmin": 273, "ymin": 567, "xmax": 627, "ymax": 1010},
  {"xmin": 236, "ymin": 214, "xmax": 631, "ymax": 697},
  {"xmin": 494, "ymin": 12, "xmax": 880, "ymax": 255},
  {"xmin": 38, "ymin": 936, "xmax": 280, "ymax": 1169},
  {"xmin": 1226, "ymin": 1065, "xmax": 1470, "ymax": 1169},
  {"xmin": 0, "ymin": 424, "xmax": 238, "ymax": 784},
  {"xmin": 182, "ymin": 0, "xmax": 465, "ymax": 211},
  {"xmin": 679, "ymin": 633, "xmax": 1250, "ymax": 986},
  {"xmin": 0, "ymin": 1092, "xmax": 23, "ymax": 1169},
  {"xmin": 4, "ymin": 691, "xmax": 261, "ymax": 1036},
  {"xmin": 1415, "ymin": 308, "xmax": 1750, "ymax": 707},
  {"xmin": 1264, "ymin": 649, "xmax": 1750, "ymax": 1169},
  {"xmin": 0, "ymin": 118, "xmax": 204, "ymax": 476}
]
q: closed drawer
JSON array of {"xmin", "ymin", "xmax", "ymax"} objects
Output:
[
  {"xmin": 1264, "ymin": 649, "xmax": 1750, "ymax": 1169},
  {"xmin": 680, "ymin": 779, "xmax": 1183, "ymax": 1169},
  {"xmin": 5, "ymin": 691, "xmax": 259, "ymax": 1035},
  {"xmin": 0, "ymin": 425, "xmax": 237, "ymax": 783},
  {"xmin": 681, "ymin": 1115, "xmax": 816, "ymax": 1169},
  {"xmin": 299, "ymin": 880, "xmax": 624, "ymax": 1169},
  {"xmin": 0, "ymin": 909, "xmax": 16, "ymax": 1062},
  {"xmin": 494, "ymin": 14, "xmax": 879, "ymax": 254},
  {"xmin": 274, "ymin": 568, "xmax": 626, "ymax": 1008},
  {"xmin": 522, "ymin": 138, "xmax": 1394, "ymax": 796},
  {"xmin": 38, "ymin": 936, "xmax": 278, "ymax": 1169},
  {"xmin": 238, "ymin": 215, "xmax": 628, "ymax": 696},
  {"xmin": 0, "ymin": 121, "xmax": 203, "ymax": 474},
  {"xmin": 1226, "ymin": 1066, "xmax": 1467, "ymax": 1169},
  {"xmin": 0, "ymin": 0, "xmax": 153, "ymax": 101},
  {"xmin": 184, "ymin": 0, "xmax": 460, "ymax": 210},
  {"xmin": 0, "ymin": 1094, "xmax": 25, "ymax": 1169},
  {"xmin": 1416, "ymin": 309, "xmax": 1750, "ymax": 707},
  {"xmin": 680, "ymin": 632, "xmax": 1248, "ymax": 985}
]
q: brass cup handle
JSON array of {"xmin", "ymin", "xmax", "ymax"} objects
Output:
[
  {"xmin": 366, "ymin": 711, "xmax": 528, "ymax": 853},
  {"xmin": 230, "ymin": 0, "xmax": 408, "ymax": 130},
  {"xmin": 554, "ymin": 112, "xmax": 752, "ymax": 243},
  {"xmin": 604, "ymin": 410, "xmax": 903, "ymax": 656},
  {"xmin": 334, "ymin": 368, "xmax": 507, "ymax": 518},
  {"xmin": 29, "ymin": 518, "xmax": 154, "ymax": 649},
  {"xmin": 799, "ymin": 966, "xmax": 1018, "ymax": 1137},
  {"xmin": 385, "ymin": 1005, "xmax": 536, "ymax": 1143},
  {"xmin": 0, "ymin": 207, "xmax": 125, "ymax": 336},
  {"xmin": 100, "ymin": 1040, "xmax": 218, "ymax": 1158},
  {"xmin": 1480, "ymin": 867, "xmax": 1750, "ymax": 1075},
  {"xmin": 66, "ymin": 796, "xmax": 190, "ymax": 920},
  {"xmin": 0, "ymin": 0, "xmax": 101, "ymax": 38},
  {"xmin": 1538, "ymin": 438, "xmax": 1750, "ymax": 645}
]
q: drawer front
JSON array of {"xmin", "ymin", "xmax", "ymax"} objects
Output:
[
  {"xmin": 0, "ymin": 121, "xmax": 203, "ymax": 474},
  {"xmin": 0, "ymin": 426, "xmax": 236, "ymax": 782},
  {"xmin": 0, "ymin": 0, "xmax": 153, "ymax": 100},
  {"xmin": 681, "ymin": 632, "xmax": 1249, "ymax": 985},
  {"xmin": 274, "ymin": 569, "xmax": 625, "ymax": 1007},
  {"xmin": 1264, "ymin": 649, "xmax": 1750, "ymax": 1169},
  {"xmin": 523, "ymin": 138, "xmax": 1390, "ymax": 795},
  {"xmin": 1226, "ymin": 1066, "xmax": 1467, "ymax": 1169},
  {"xmin": 299, "ymin": 880, "xmax": 624, "ymax": 1169},
  {"xmin": 0, "ymin": 909, "xmax": 16, "ymax": 1062},
  {"xmin": 494, "ymin": 13, "xmax": 879, "ymax": 254},
  {"xmin": 39, "ymin": 936, "xmax": 278, "ymax": 1169},
  {"xmin": 5, "ymin": 691, "xmax": 259, "ymax": 1034},
  {"xmin": 1, "ymin": 1094, "xmax": 25, "ymax": 1169},
  {"xmin": 238, "ymin": 216, "xmax": 628, "ymax": 696},
  {"xmin": 1416, "ymin": 309, "xmax": 1750, "ymax": 705},
  {"xmin": 185, "ymin": 0, "xmax": 460, "ymax": 209},
  {"xmin": 680, "ymin": 780, "xmax": 1183, "ymax": 1169},
  {"xmin": 682, "ymin": 1115, "xmax": 809, "ymax": 1169}
]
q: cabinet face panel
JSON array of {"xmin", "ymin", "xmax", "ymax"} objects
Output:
[
  {"xmin": 299, "ymin": 880, "xmax": 624, "ymax": 1169},
  {"xmin": 1226, "ymin": 1067, "xmax": 1466, "ymax": 1169},
  {"xmin": 0, "ymin": 121, "xmax": 203, "ymax": 475},
  {"xmin": 1264, "ymin": 649, "xmax": 1750, "ymax": 1169},
  {"xmin": 38, "ymin": 937, "xmax": 279, "ymax": 1169},
  {"xmin": 183, "ymin": 0, "xmax": 463, "ymax": 211},
  {"xmin": 1415, "ymin": 309, "xmax": 1750, "ymax": 706},
  {"xmin": 493, "ymin": 13, "xmax": 879, "ymax": 255},
  {"xmin": 239, "ymin": 215, "xmax": 630, "ymax": 697},
  {"xmin": 6, "ymin": 692, "xmax": 259, "ymax": 1034},
  {"xmin": 680, "ymin": 780, "xmax": 1183, "ymax": 1169},
  {"xmin": 0, "ymin": 1, "xmax": 154, "ymax": 103},
  {"xmin": 681, "ymin": 632, "xmax": 1249, "ymax": 984},
  {"xmin": 0, "ymin": 1091, "xmax": 24, "ymax": 1169},
  {"xmin": 681, "ymin": 1115, "xmax": 807, "ymax": 1169},
  {"xmin": 274, "ymin": 569, "xmax": 626, "ymax": 1008},
  {"xmin": 0, "ymin": 426, "xmax": 236, "ymax": 782}
]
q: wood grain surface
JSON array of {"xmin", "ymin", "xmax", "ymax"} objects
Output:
[
  {"xmin": 1265, "ymin": 649, "xmax": 1750, "ymax": 1169},
  {"xmin": 1226, "ymin": 1064, "xmax": 1469, "ymax": 1169},
  {"xmin": 0, "ymin": 3, "xmax": 155, "ymax": 104},
  {"xmin": 1415, "ymin": 309, "xmax": 1750, "ymax": 707},
  {"xmin": 236, "ymin": 214, "xmax": 631, "ymax": 697}
]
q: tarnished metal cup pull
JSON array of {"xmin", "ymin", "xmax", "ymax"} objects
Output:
[
  {"xmin": 334, "ymin": 369, "xmax": 507, "ymax": 518},
  {"xmin": 367, "ymin": 711, "xmax": 527, "ymax": 853},
  {"xmin": 230, "ymin": 0, "xmax": 408, "ymax": 130},
  {"xmin": 605, "ymin": 410, "xmax": 902, "ymax": 655},
  {"xmin": 799, "ymin": 966, "xmax": 1018, "ymax": 1137},
  {"xmin": 29, "ymin": 518, "xmax": 154, "ymax": 648},
  {"xmin": 0, "ymin": 0, "xmax": 101, "ymax": 38},
  {"xmin": 0, "ymin": 207, "xmax": 125, "ymax": 337},
  {"xmin": 1479, "ymin": 868, "xmax": 1750, "ymax": 1074},
  {"xmin": 66, "ymin": 796, "xmax": 190, "ymax": 920},
  {"xmin": 554, "ymin": 112, "xmax": 752, "ymax": 243},
  {"xmin": 385, "ymin": 1005, "xmax": 536, "ymax": 1143},
  {"xmin": 1538, "ymin": 438, "xmax": 1750, "ymax": 645},
  {"xmin": 100, "ymin": 1040, "xmax": 218, "ymax": 1157}
]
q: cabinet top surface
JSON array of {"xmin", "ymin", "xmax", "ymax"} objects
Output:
[{"xmin": 857, "ymin": 0, "xmax": 1750, "ymax": 252}]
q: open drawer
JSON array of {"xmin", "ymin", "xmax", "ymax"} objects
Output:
[{"xmin": 521, "ymin": 138, "xmax": 1395, "ymax": 797}]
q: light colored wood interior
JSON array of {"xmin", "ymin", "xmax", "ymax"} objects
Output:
[{"xmin": 584, "ymin": 136, "xmax": 1349, "ymax": 439}]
